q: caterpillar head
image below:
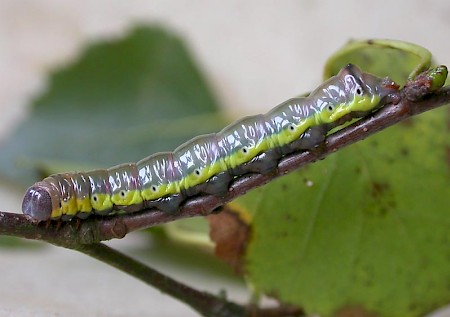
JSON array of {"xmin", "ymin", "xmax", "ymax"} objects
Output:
[
  {"xmin": 22, "ymin": 182, "xmax": 60, "ymax": 221},
  {"xmin": 318, "ymin": 64, "xmax": 400, "ymax": 124}
]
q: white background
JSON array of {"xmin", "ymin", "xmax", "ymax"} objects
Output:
[{"xmin": 0, "ymin": 1, "xmax": 449, "ymax": 316}]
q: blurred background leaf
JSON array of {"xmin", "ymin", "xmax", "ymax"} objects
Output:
[
  {"xmin": 323, "ymin": 39, "xmax": 433, "ymax": 84},
  {"xmin": 0, "ymin": 25, "xmax": 227, "ymax": 186}
]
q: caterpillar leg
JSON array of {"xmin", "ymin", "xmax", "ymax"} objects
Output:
[
  {"xmin": 145, "ymin": 193, "xmax": 185, "ymax": 214},
  {"xmin": 233, "ymin": 149, "xmax": 280, "ymax": 175},
  {"xmin": 77, "ymin": 212, "xmax": 91, "ymax": 219},
  {"xmin": 201, "ymin": 172, "xmax": 233, "ymax": 196},
  {"xmin": 287, "ymin": 126, "xmax": 327, "ymax": 152}
]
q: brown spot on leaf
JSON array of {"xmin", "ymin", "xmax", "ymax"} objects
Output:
[
  {"xmin": 368, "ymin": 182, "xmax": 396, "ymax": 216},
  {"xmin": 284, "ymin": 213, "xmax": 297, "ymax": 222},
  {"xmin": 207, "ymin": 206, "xmax": 250, "ymax": 274},
  {"xmin": 400, "ymin": 147, "xmax": 410, "ymax": 157},
  {"xmin": 370, "ymin": 182, "xmax": 389, "ymax": 199}
]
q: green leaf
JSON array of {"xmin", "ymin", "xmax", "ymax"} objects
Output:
[
  {"xmin": 0, "ymin": 25, "xmax": 225, "ymax": 186},
  {"xmin": 323, "ymin": 39, "xmax": 433, "ymax": 84},
  {"xmin": 241, "ymin": 107, "xmax": 450, "ymax": 317}
]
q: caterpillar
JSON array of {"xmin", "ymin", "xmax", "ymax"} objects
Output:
[{"xmin": 22, "ymin": 64, "xmax": 399, "ymax": 221}]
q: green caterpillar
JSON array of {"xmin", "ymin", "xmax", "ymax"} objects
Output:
[{"xmin": 22, "ymin": 64, "xmax": 399, "ymax": 221}]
